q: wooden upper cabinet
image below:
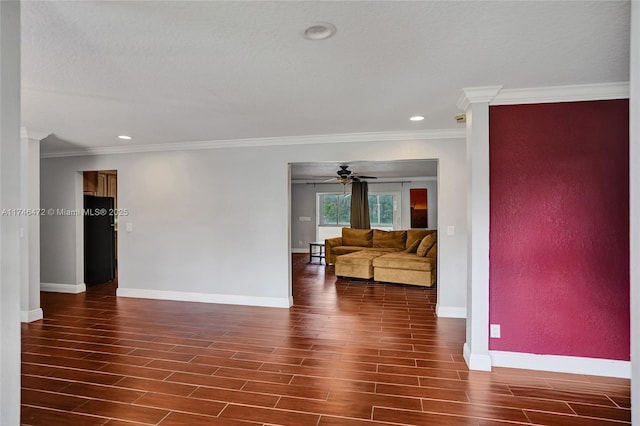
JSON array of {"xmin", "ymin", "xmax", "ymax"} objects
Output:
[
  {"xmin": 84, "ymin": 170, "xmax": 117, "ymax": 202},
  {"xmin": 83, "ymin": 171, "xmax": 99, "ymax": 194},
  {"xmin": 107, "ymin": 173, "xmax": 117, "ymax": 207}
]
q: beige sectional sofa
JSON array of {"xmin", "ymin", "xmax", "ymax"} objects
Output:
[{"xmin": 325, "ymin": 228, "xmax": 437, "ymax": 287}]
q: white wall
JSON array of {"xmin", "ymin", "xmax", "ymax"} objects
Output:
[{"xmin": 40, "ymin": 137, "xmax": 468, "ymax": 314}]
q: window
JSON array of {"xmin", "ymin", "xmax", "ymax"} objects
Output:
[
  {"xmin": 368, "ymin": 194, "xmax": 394, "ymax": 227},
  {"xmin": 319, "ymin": 192, "xmax": 398, "ymax": 227},
  {"xmin": 320, "ymin": 194, "xmax": 351, "ymax": 226}
]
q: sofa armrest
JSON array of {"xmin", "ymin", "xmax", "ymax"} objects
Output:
[{"xmin": 325, "ymin": 237, "xmax": 343, "ymax": 265}]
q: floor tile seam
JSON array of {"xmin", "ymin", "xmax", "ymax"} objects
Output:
[
  {"xmin": 508, "ymin": 383, "xmax": 618, "ymax": 400},
  {"xmin": 507, "ymin": 391, "xmax": 620, "ymax": 408},
  {"xmin": 22, "ymin": 352, "xmax": 109, "ymax": 368},
  {"xmin": 130, "ymin": 394, "xmax": 228, "ymax": 417},
  {"xmin": 52, "ymin": 380, "xmax": 150, "ymax": 405},
  {"xmin": 23, "ymin": 360, "xmax": 130, "ymax": 380},
  {"xmin": 568, "ymin": 398, "xmax": 633, "ymax": 412},
  {"xmin": 373, "ymin": 404, "xmax": 532, "ymax": 425},
  {"xmin": 316, "ymin": 413, "xmax": 401, "ymax": 426},
  {"xmin": 20, "ymin": 403, "xmax": 113, "ymax": 425},
  {"xmin": 220, "ymin": 401, "xmax": 323, "ymax": 420},
  {"xmin": 522, "ymin": 407, "xmax": 632, "ymax": 424},
  {"xmin": 95, "ymin": 362, "xmax": 174, "ymax": 381},
  {"xmin": 426, "ymin": 395, "xmax": 587, "ymax": 418}
]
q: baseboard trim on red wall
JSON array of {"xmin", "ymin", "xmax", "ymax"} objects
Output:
[{"xmin": 490, "ymin": 350, "xmax": 631, "ymax": 379}]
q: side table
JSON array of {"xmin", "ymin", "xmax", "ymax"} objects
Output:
[{"xmin": 308, "ymin": 241, "xmax": 325, "ymax": 264}]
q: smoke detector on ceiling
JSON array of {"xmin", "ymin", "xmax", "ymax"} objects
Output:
[{"xmin": 303, "ymin": 23, "xmax": 337, "ymax": 40}]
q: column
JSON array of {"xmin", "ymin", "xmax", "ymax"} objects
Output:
[
  {"xmin": 20, "ymin": 128, "xmax": 43, "ymax": 322},
  {"xmin": 457, "ymin": 86, "xmax": 501, "ymax": 371}
]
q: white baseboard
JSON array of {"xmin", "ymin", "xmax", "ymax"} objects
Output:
[
  {"xmin": 463, "ymin": 342, "xmax": 493, "ymax": 371},
  {"xmin": 41, "ymin": 282, "xmax": 86, "ymax": 294},
  {"xmin": 490, "ymin": 350, "xmax": 631, "ymax": 379},
  {"xmin": 291, "ymin": 248, "xmax": 308, "ymax": 254},
  {"xmin": 436, "ymin": 304, "xmax": 466, "ymax": 318},
  {"xmin": 117, "ymin": 288, "xmax": 293, "ymax": 309},
  {"xmin": 21, "ymin": 308, "xmax": 43, "ymax": 323}
]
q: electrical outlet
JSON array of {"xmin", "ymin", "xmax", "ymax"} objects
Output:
[
  {"xmin": 447, "ymin": 225, "xmax": 455, "ymax": 236},
  {"xmin": 490, "ymin": 324, "xmax": 501, "ymax": 338},
  {"xmin": 298, "ymin": 240, "xmax": 303, "ymax": 246}
]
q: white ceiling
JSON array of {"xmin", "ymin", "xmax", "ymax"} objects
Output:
[{"xmin": 22, "ymin": 1, "xmax": 630, "ymax": 159}]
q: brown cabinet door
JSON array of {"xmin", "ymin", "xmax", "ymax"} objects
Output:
[{"xmin": 97, "ymin": 173, "xmax": 107, "ymax": 196}]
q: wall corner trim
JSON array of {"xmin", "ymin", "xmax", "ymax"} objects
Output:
[
  {"xmin": 463, "ymin": 342, "xmax": 493, "ymax": 371},
  {"xmin": 20, "ymin": 308, "xmax": 43, "ymax": 323},
  {"xmin": 116, "ymin": 288, "xmax": 293, "ymax": 309},
  {"xmin": 40, "ymin": 283, "xmax": 86, "ymax": 294},
  {"xmin": 436, "ymin": 304, "xmax": 467, "ymax": 318},
  {"xmin": 489, "ymin": 350, "xmax": 631, "ymax": 379},
  {"xmin": 491, "ymin": 82, "xmax": 630, "ymax": 105}
]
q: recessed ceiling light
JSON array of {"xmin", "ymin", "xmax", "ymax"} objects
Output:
[
  {"xmin": 118, "ymin": 135, "xmax": 133, "ymax": 140},
  {"xmin": 409, "ymin": 116, "xmax": 424, "ymax": 121},
  {"xmin": 303, "ymin": 23, "xmax": 337, "ymax": 41}
]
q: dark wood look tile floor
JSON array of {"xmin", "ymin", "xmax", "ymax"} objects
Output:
[{"xmin": 21, "ymin": 254, "xmax": 630, "ymax": 425}]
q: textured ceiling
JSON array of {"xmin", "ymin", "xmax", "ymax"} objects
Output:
[{"xmin": 22, "ymin": 1, "xmax": 630, "ymax": 156}]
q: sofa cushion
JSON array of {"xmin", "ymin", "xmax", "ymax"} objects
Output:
[
  {"xmin": 342, "ymin": 228, "xmax": 373, "ymax": 247},
  {"xmin": 406, "ymin": 238, "xmax": 422, "ymax": 253},
  {"xmin": 372, "ymin": 252, "xmax": 435, "ymax": 272},
  {"xmin": 416, "ymin": 233, "xmax": 437, "ymax": 257},
  {"xmin": 426, "ymin": 242, "xmax": 438, "ymax": 259},
  {"xmin": 331, "ymin": 246, "xmax": 399, "ymax": 258},
  {"xmin": 372, "ymin": 229, "xmax": 407, "ymax": 249},
  {"xmin": 406, "ymin": 229, "xmax": 431, "ymax": 249}
]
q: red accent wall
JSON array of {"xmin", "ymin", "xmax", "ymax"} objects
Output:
[{"xmin": 489, "ymin": 100, "xmax": 629, "ymax": 360}]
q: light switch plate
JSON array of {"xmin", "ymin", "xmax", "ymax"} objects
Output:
[
  {"xmin": 126, "ymin": 222, "xmax": 133, "ymax": 232},
  {"xmin": 447, "ymin": 225, "xmax": 455, "ymax": 236}
]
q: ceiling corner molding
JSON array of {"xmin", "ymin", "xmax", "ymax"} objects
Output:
[
  {"xmin": 40, "ymin": 129, "xmax": 466, "ymax": 158},
  {"xmin": 456, "ymin": 86, "xmax": 503, "ymax": 111},
  {"xmin": 491, "ymin": 82, "xmax": 630, "ymax": 105}
]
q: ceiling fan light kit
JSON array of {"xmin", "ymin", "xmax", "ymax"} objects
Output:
[{"xmin": 333, "ymin": 165, "xmax": 377, "ymax": 185}]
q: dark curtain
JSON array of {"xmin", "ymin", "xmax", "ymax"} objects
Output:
[{"xmin": 350, "ymin": 181, "xmax": 370, "ymax": 229}]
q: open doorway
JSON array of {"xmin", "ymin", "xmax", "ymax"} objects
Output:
[
  {"xmin": 289, "ymin": 160, "xmax": 439, "ymax": 304},
  {"xmin": 82, "ymin": 170, "xmax": 118, "ymax": 287}
]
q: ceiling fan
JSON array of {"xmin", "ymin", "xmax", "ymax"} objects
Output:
[{"xmin": 326, "ymin": 165, "xmax": 378, "ymax": 185}]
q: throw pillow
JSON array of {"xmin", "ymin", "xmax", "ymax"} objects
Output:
[
  {"xmin": 426, "ymin": 242, "xmax": 438, "ymax": 259},
  {"xmin": 406, "ymin": 238, "xmax": 422, "ymax": 253},
  {"xmin": 416, "ymin": 233, "xmax": 437, "ymax": 257}
]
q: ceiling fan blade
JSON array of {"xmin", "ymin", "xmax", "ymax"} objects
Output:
[{"xmin": 354, "ymin": 175, "xmax": 377, "ymax": 179}]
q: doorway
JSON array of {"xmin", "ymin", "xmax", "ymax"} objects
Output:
[{"xmin": 83, "ymin": 170, "xmax": 118, "ymax": 287}]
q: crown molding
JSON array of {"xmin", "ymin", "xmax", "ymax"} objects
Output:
[
  {"xmin": 491, "ymin": 82, "xmax": 629, "ymax": 105},
  {"xmin": 456, "ymin": 86, "xmax": 503, "ymax": 111},
  {"xmin": 40, "ymin": 128, "xmax": 466, "ymax": 158},
  {"xmin": 20, "ymin": 127, "xmax": 51, "ymax": 141}
]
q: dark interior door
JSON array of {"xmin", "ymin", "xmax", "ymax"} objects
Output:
[{"xmin": 84, "ymin": 195, "xmax": 115, "ymax": 285}]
